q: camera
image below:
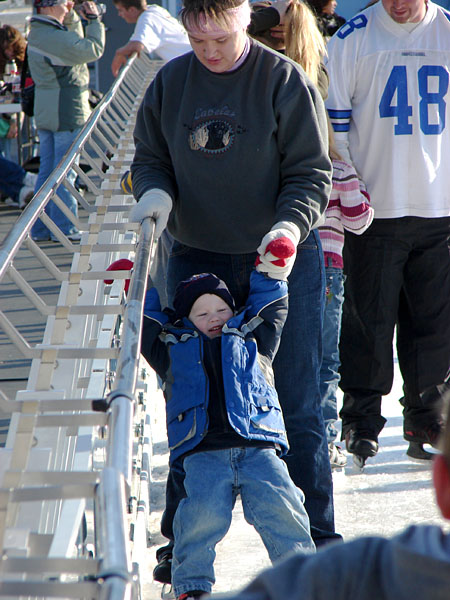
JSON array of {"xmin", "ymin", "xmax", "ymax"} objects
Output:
[{"xmin": 74, "ymin": 0, "xmax": 106, "ymax": 20}]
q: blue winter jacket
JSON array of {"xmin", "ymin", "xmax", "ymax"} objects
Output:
[{"xmin": 141, "ymin": 271, "xmax": 289, "ymax": 464}]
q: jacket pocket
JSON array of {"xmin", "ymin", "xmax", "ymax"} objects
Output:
[
  {"xmin": 249, "ymin": 390, "xmax": 285, "ymax": 436},
  {"xmin": 166, "ymin": 397, "xmax": 204, "ymax": 451}
]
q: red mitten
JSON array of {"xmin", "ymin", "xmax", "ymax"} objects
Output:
[
  {"xmin": 256, "ymin": 224, "xmax": 299, "ymax": 280},
  {"xmin": 104, "ymin": 258, "xmax": 134, "ymax": 293}
]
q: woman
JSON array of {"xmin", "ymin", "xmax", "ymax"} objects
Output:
[
  {"xmin": 248, "ymin": 0, "xmax": 329, "ymax": 99},
  {"xmin": 0, "ymin": 25, "xmax": 26, "ymax": 77},
  {"xmin": 28, "ymin": 0, "xmax": 104, "ymax": 241},
  {"xmin": 306, "ymin": 0, "xmax": 346, "ymax": 38},
  {"xmin": 130, "ymin": 0, "xmax": 341, "ymax": 582}
]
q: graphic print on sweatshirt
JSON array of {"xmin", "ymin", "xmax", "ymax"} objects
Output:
[{"xmin": 186, "ymin": 105, "xmax": 246, "ymax": 155}]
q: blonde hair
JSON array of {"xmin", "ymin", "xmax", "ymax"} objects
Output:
[{"xmin": 284, "ymin": 1, "xmax": 326, "ymax": 86}]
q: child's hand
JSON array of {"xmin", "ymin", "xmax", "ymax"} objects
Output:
[{"xmin": 104, "ymin": 258, "xmax": 134, "ymax": 293}]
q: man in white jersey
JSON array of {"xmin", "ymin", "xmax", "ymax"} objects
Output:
[
  {"xmin": 111, "ymin": 0, "xmax": 191, "ymax": 76},
  {"xmin": 325, "ymin": 0, "xmax": 450, "ymax": 466}
]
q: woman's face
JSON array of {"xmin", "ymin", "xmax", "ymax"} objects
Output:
[
  {"xmin": 188, "ymin": 28, "xmax": 247, "ymax": 73},
  {"xmin": 2, "ymin": 44, "xmax": 15, "ymax": 60},
  {"xmin": 322, "ymin": 0, "xmax": 337, "ymax": 15}
]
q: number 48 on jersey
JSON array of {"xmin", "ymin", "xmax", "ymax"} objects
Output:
[{"xmin": 379, "ymin": 64, "xmax": 449, "ymax": 135}]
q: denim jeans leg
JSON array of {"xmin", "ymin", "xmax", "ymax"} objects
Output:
[
  {"xmin": 320, "ymin": 267, "xmax": 345, "ymax": 444},
  {"xmin": 0, "ymin": 155, "xmax": 26, "ymax": 202},
  {"xmin": 49, "ymin": 129, "xmax": 80, "ymax": 236},
  {"xmin": 161, "ymin": 456, "xmax": 186, "ymax": 541},
  {"xmin": 31, "ymin": 129, "xmax": 80, "ymax": 239},
  {"xmin": 273, "ymin": 230, "xmax": 339, "ymax": 545},
  {"xmin": 31, "ymin": 129, "xmax": 54, "ymax": 239},
  {"xmin": 238, "ymin": 447, "xmax": 315, "ymax": 559},
  {"xmin": 172, "ymin": 451, "xmax": 235, "ymax": 597}
]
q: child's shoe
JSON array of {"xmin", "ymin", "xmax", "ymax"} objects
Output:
[{"xmin": 153, "ymin": 544, "xmax": 173, "ymax": 584}]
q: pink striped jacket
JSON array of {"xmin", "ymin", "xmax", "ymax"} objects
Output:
[{"xmin": 319, "ymin": 159, "xmax": 374, "ymax": 269}]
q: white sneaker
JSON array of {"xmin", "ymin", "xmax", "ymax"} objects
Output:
[
  {"xmin": 3, "ymin": 196, "xmax": 20, "ymax": 207},
  {"xmin": 23, "ymin": 171, "xmax": 38, "ymax": 188},
  {"xmin": 18, "ymin": 186, "xmax": 35, "ymax": 209}
]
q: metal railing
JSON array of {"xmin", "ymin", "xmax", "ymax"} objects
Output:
[{"xmin": 0, "ymin": 53, "xmax": 163, "ymax": 599}]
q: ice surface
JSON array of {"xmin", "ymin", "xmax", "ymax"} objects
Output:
[{"xmin": 142, "ymin": 359, "xmax": 449, "ymax": 599}]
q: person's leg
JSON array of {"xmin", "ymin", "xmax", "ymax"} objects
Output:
[
  {"xmin": 238, "ymin": 447, "xmax": 315, "ymax": 561},
  {"xmin": 397, "ymin": 218, "xmax": 450, "ymax": 441},
  {"xmin": 273, "ymin": 230, "xmax": 339, "ymax": 546},
  {"xmin": 152, "ymin": 457, "xmax": 185, "ymax": 584},
  {"xmin": 48, "ymin": 128, "xmax": 80, "ymax": 237},
  {"xmin": 172, "ymin": 451, "xmax": 235, "ymax": 598},
  {"xmin": 339, "ymin": 220, "xmax": 407, "ymax": 442},
  {"xmin": 321, "ymin": 266, "xmax": 347, "ymax": 468},
  {"xmin": 31, "ymin": 129, "xmax": 54, "ymax": 240},
  {"xmin": 0, "ymin": 155, "xmax": 27, "ymax": 203},
  {"xmin": 149, "ymin": 229, "xmax": 175, "ymax": 308},
  {"xmin": 320, "ymin": 266, "xmax": 345, "ymax": 444}
]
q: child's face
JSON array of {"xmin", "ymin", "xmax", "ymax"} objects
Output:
[{"xmin": 188, "ymin": 294, "xmax": 234, "ymax": 338}]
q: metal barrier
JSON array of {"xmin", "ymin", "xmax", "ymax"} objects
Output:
[{"xmin": 0, "ymin": 53, "xmax": 164, "ymax": 599}]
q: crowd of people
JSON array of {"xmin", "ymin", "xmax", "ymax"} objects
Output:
[{"xmin": 2, "ymin": 0, "xmax": 450, "ymax": 596}]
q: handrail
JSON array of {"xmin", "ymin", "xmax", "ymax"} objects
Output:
[{"xmin": 106, "ymin": 218, "xmax": 155, "ymax": 485}]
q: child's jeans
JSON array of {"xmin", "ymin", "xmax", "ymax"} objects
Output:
[
  {"xmin": 172, "ymin": 447, "xmax": 315, "ymax": 597},
  {"xmin": 320, "ymin": 267, "xmax": 345, "ymax": 443}
]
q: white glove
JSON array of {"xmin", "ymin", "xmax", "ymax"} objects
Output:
[
  {"xmin": 256, "ymin": 221, "xmax": 300, "ymax": 281},
  {"xmin": 128, "ymin": 189, "xmax": 172, "ymax": 238}
]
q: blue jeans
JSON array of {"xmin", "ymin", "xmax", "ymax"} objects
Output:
[
  {"xmin": 320, "ymin": 267, "xmax": 345, "ymax": 444},
  {"xmin": 166, "ymin": 231, "xmax": 340, "ymax": 546},
  {"xmin": 31, "ymin": 128, "xmax": 80, "ymax": 239},
  {"xmin": 172, "ymin": 447, "xmax": 315, "ymax": 596},
  {"xmin": 0, "ymin": 155, "xmax": 26, "ymax": 203}
]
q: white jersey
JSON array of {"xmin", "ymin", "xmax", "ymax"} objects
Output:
[
  {"xmin": 325, "ymin": 1, "xmax": 450, "ymax": 218},
  {"xmin": 130, "ymin": 5, "xmax": 191, "ymax": 62}
]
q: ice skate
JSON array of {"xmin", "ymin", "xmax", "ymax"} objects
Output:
[
  {"xmin": 404, "ymin": 421, "xmax": 444, "ymax": 461},
  {"xmin": 345, "ymin": 429, "xmax": 378, "ymax": 471},
  {"xmin": 328, "ymin": 442, "xmax": 347, "ymax": 469},
  {"xmin": 161, "ymin": 584, "xmax": 175, "ymax": 599}
]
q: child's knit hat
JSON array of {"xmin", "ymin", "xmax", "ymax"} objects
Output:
[{"xmin": 173, "ymin": 273, "xmax": 235, "ymax": 320}]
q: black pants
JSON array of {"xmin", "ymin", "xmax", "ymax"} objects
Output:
[{"xmin": 339, "ymin": 217, "xmax": 450, "ymax": 438}]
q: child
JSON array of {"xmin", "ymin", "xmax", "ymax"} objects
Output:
[
  {"xmin": 140, "ymin": 242, "xmax": 315, "ymax": 600},
  {"xmin": 319, "ymin": 121, "xmax": 374, "ymax": 468}
]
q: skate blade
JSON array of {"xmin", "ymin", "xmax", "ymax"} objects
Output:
[
  {"xmin": 406, "ymin": 442, "xmax": 438, "ymax": 461},
  {"xmin": 161, "ymin": 584, "xmax": 175, "ymax": 600},
  {"xmin": 352, "ymin": 454, "xmax": 367, "ymax": 472}
]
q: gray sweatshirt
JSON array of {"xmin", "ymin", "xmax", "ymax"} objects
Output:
[
  {"xmin": 131, "ymin": 39, "xmax": 331, "ymax": 253},
  {"xmin": 217, "ymin": 525, "xmax": 450, "ymax": 600}
]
